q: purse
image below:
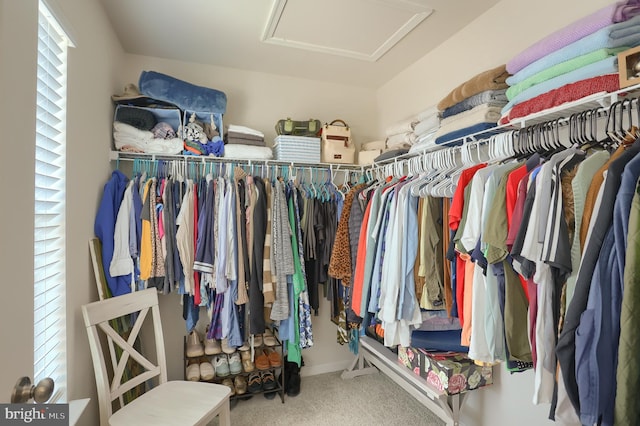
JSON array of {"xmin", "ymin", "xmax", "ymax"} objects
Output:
[
  {"xmin": 275, "ymin": 118, "xmax": 322, "ymax": 137},
  {"xmin": 321, "ymin": 119, "xmax": 356, "ymax": 164}
]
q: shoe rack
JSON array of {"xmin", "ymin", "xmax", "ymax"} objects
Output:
[{"xmin": 183, "ymin": 326, "xmax": 286, "ymax": 403}]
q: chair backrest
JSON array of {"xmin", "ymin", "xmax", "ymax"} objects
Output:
[{"xmin": 82, "ymin": 288, "xmax": 168, "ymax": 424}]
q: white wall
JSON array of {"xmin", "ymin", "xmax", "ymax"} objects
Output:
[
  {"xmin": 115, "ymin": 54, "xmax": 380, "ymax": 383},
  {"xmin": 375, "ymin": 0, "xmax": 612, "ymax": 425},
  {"xmin": 0, "ymin": 1, "xmax": 123, "ymax": 425},
  {"xmin": 376, "ymin": 0, "xmax": 613, "ymax": 133}
]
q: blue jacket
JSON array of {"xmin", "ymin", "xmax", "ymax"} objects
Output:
[{"xmin": 95, "ymin": 170, "xmax": 131, "ymax": 296}]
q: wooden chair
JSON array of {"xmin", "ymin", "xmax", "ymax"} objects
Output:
[{"xmin": 82, "ymin": 288, "xmax": 231, "ymax": 425}]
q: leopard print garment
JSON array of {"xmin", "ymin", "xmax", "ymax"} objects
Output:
[{"xmin": 328, "ymin": 183, "xmax": 367, "ymax": 287}]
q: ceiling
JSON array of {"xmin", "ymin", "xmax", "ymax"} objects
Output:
[{"xmin": 99, "ymin": 0, "xmax": 500, "ymax": 88}]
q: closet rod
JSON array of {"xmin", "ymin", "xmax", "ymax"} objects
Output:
[{"xmin": 109, "ymin": 150, "xmax": 366, "ymax": 172}]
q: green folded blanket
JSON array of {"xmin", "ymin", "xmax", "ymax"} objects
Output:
[{"xmin": 506, "ymin": 47, "xmax": 627, "ymax": 100}]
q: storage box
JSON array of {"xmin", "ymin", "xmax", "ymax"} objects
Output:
[
  {"xmin": 397, "ymin": 346, "xmax": 422, "ymax": 377},
  {"xmin": 273, "ymin": 135, "xmax": 321, "ymax": 163},
  {"xmin": 357, "ymin": 149, "xmax": 382, "ymax": 165},
  {"xmin": 398, "ymin": 348, "xmax": 493, "ymax": 394}
]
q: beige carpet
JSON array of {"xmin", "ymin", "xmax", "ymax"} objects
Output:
[{"xmin": 222, "ymin": 370, "xmax": 445, "ymax": 426}]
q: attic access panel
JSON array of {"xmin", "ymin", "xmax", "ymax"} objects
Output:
[{"xmin": 262, "ymin": 0, "xmax": 433, "ymax": 62}]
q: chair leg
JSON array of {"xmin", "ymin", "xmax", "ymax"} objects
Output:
[{"xmin": 218, "ymin": 400, "xmax": 231, "ymax": 426}]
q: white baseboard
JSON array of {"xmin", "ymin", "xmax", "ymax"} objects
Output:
[{"xmin": 300, "ymin": 359, "xmax": 355, "ymax": 377}]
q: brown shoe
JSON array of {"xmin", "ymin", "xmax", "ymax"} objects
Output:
[
  {"xmin": 234, "ymin": 375, "xmax": 247, "ymax": 395},
  {"xmin": 264, "ymin": 347, "xmax": 282, "ymax": 368},
  {"xmin": 255, "ymin": 349, "xmax": 270, "ymax": 370},
  {"xmin": 222, "ymin": 378, "xmax": 235, "ymax": 396}
]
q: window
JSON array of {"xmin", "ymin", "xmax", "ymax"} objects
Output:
[{"xmin": 34, "ymin": 1, "xmax": 70, "ymax": 402}]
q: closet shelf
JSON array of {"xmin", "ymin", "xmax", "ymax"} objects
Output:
[
  {"xmin": 373, "ymin": 81, "xmax": 640, "ymax": 168},
  {"xmin": 508, "ymin": 81, "xmax": 640, "ymax": 128},
  {"xmin": 110, "ymin": 150, "xmax": 365, "ymax": 171}
]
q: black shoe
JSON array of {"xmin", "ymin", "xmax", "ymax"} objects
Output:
[
  {"xmin": 263, "ymin": 391, "xmax": 277, "ymax": 400},
  {"xmin": 261, "ymin": 370, "xmax": 277, "ymax": 391},
  {"xmin": 247, "ymin": 372, "xmax": 262, "ymax": 393},
  {"xmin": 287, "ymin": 372, "xmax": 300, "ymax": 397}
]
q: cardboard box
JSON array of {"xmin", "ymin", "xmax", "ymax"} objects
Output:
[
  {"xmin": 399, "ymin": 348, "xmax": 493, "ymax": 395},
  {"xmin": 618, "ymin": 45, "xmax": 640, "ymax": 89}
]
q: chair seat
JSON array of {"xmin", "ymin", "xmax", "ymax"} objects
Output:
[{"xmin": 109, "ymin": 381, "xmax": 231, "ymax": 426}]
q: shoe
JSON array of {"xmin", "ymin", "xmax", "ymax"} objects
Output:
[
  {"xmin": 204, "ymin": 337, "xmax": 221, "ymax": 356},
  {"xmin": 228, "ymin": 352, "xmax": 243, "ymax": 375},
  {"xmin": 238, "ymin": 341, "xmax": 250, "ymax": 351},
  {"xmin": 264, "ymin": 347, "xmax": 281, "ymax": 368},
  {"xmin": 240, "ymin": 349, "xmax": 254, "ymax": 373},
  {"xmin": 261, "ymin": 370, "xmax": 277, "ymax": 391},
  {"xmin": 255, "ymin": 349, "xmax": 270, "ymax": 370},
  {"xmin": 186, "ymin": 362, "xmax": 200, "ymax": 381},
  {"xmin": 263, "ymin": 328, "xmax": 277, "ymax": 346},
  {"xmin": 214, "ymin": 355, "xmax": 230, "ymax": 377},
  {"xmin": 221, "ymin": 338, "xmax": 236, "ymax": 355},
  {"xmin": 247, "ymin": 372, "xmax": 262, "ymax": 393},
  {"xmin": 286, "ymin": 361, "xmax": 301, "ymax": 397},
  {"xmin": 234, "ymin": 375, "xmax": 247, "ymax": 395},
  {"xmin": 222, "ymin": 378, "xmax": 235, "ymax": 396},
  {"xmin": 199, "ymin": 359, "xmax": 215, "ymax": 381},
  {"xmin": 251, "ymin": 334, "xmax": 263, "ymax": 348},
  {"xmin": 186, "ymin": 330, "xmax": 204, "ymax": 358}
]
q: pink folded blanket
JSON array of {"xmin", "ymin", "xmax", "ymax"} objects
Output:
[{"xmin": 507, "ymin": 0, "xmax": 640, "ymax": 74}]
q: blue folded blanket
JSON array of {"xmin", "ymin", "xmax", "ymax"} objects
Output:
[
  {"xmin": 139, "ymin": 70, "xmax": 227, "ymax": 114},
  {"xmin": 435, "ymin": 122, "xmax": 500, "ymax": 146},
  {"xmin": 411, "ymin": 329, "xmax": 469, "ymax": 353}
]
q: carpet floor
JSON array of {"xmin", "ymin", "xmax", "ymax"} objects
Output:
[{"xmin": 220, "ymin": 370, "xmax": 445, "ymax": 426}]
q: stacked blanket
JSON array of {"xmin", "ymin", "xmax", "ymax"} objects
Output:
[
  {"xmin": 502, "ymin": 1, "xmax": 640, "ymax": 123},
  {"xmin": 225, "ymin": 124, "xmax": 266, "ymax": 146},
  {"xmin": 384, "ymin": 118, "xmax": 418, "ymax": 150},
  {"xmin": 409, "ymin": 106, "xmax": 442, "ymax": 154},
  {"xmin": 434, "ymin": 66, "xmax": 510, "ymax": 146}
]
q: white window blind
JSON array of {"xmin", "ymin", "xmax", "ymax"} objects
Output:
[{"xmin": 34, "ymin": 1, "xmax": 69, "ymax": 402}]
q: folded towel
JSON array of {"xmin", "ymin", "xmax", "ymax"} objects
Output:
[
  {"xmin": 386, "ymin": 118, "xmax": 418, "ymax": 137},
  {"xmin": 439, "ymin": 104, "xmax": 503, "ymax": 130},
  {"xmin": 225, "ymin": 136, "xmax": 266, "ymax": 147},
  {"xmin": 416, "ymin": 105, "xmax": 439, "ymax": 122},
  {"xmin": 223, "ymin": 144, "xmax": 273, "ymax": 160},
  {"xmin": 138, "ymin": 70, "xmax": 227, "ymax": 114},
  {"xmin": 225, "ymin": 131, "xmax": 264, "ymax": 142},
  {"xmin": 113, "ymin": 121, "xmax": 184, "ymax": 155},
  {"xmin": 507, "ymin": 15, "xmax": 640, "ymax": 86},
  {"xmin": 409, "ymin": 131, "xmax": 439, "ymax": 154},
  {"xmin": 501, "ymin": 74, "xmax": 620, "ymax": 124},
  {"xmin": 386, "ymin": 132, "xmax": 416, "ymax": 148},
  {"xmin": 507, "ymin": 0, "xmax": 640, "ymax": 74},
  {"xmin": 502, "ymin": 56, "xmax": 619, "ymax": 113},
  {"xmin": 441, "ymin": 89, "xmax": 508, "ymax": 119},
  {"xmin": 413, "ymin": 115, "xmax": 441, "ymax": 137},
  {"xmin": 227, "ymin": 124, "xmax": 264, "ymax": 138},
  {"xmin": 506, "ymin": 47, "xmax": 627, "ymax": 100},
  {"xmin": 437, "ymin": 65, "xmax": 510, "ymax": 111}
]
